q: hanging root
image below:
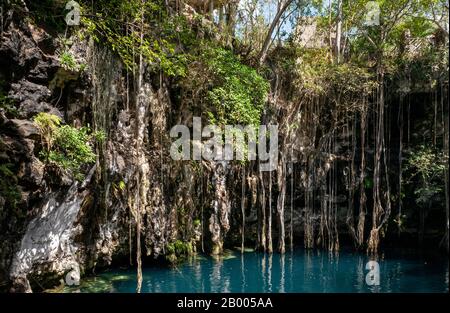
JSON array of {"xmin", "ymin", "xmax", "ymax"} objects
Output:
[
  {"xmin": 356, "ymin": 209, "xmax": 366, "ymax": 247},
  {"xmin": 367, "ymin": 228, "xmax": 379, "ymax": 255}
]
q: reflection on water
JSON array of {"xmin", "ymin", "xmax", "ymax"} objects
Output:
[
  {"xmin": 60, "ymin": 248, "xmax": 449, "ymax": 293},
  {"xmin": 279, "ymin": 254, "xmax": 285, "ymax": 293}
]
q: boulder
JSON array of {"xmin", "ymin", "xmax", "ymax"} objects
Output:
[
  {"xmin": 8, "ymin": 119, "xmax": 39, "ymax": 139},
  {"xmin": 18, "ymin": 156, "xmax": 45, "ymax": 186}
]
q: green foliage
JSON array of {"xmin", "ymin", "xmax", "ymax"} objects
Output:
[
  {"xmin": 288, "ymin": 47, "xmax": 331, "ymax": 94},
  {"xmin": 179, "ymin": 44, "xmax": 268, "ymax": 163},
  {"xmin": 34, "ymin": 112, "xmax": 61, "ymax": 127},
  {"xmin": 405, "ymin": 145, "xmax": 447, "ymax": 205},
  {"xmin": 193, "ymin": 219, "xmax": 201, "ymax": 228},
  {"xmin": 269, "ymin": 44, "xmax": 376, "ymax": 100},
  {"xmin": 112, "ymin": 179, "xmax": 127, "ymax": 198},
  {"xmin": 34, "ymin": 112, "xmax": 61, "ymax": 151},
  {"xmin": 93, "ymin": 130, "xmax": 107, "ymax": 144},
  {"xmin": 364, "ymin": 177, "xmax": 374, "ymax": 189},
  {"xmin": 166, "ymin": 242, "xmax": 175, "ymax": 255},
  {"xmin": 166, "ymin": 239, "xmax": 193, "ymax": 261},
  {"xmin": 34, "ymin": 113, "xmax": 98, "ymax": 181},
  {"xmin": 59, "ymin": 51, "xmax": 86, "ymax": 72},
  {"xmin": 47, "ymin": 125, "xmax": 96, "ymax": 180},
  {"xmin": 194, "ymin": 44, "xmax": 269, "ymax": 126},
  {"xmin": 24, "ymin": 0, "xmax": 68, "ymax": 32},
  {"xmin": 0, "ymin": 162, "xmax": 21, "ymax": 211},
  {"xmin": 0, "ymin": 87, "xmax": 18, "ymax": 117},
  {"xmin": 406, "ymin": 146, "xmax": 446, "ymax": 180},
  {"xmin": 174, "ymin": 240, "xmax": 190, "ymax": 255},
  {"xmin": 0, "ymin": 96, "xmax": 17, "ymax": 117},
  {"xmin": 79, "ymin": 0, "xmax": 190, "ymax": 76},
  {"xmin": 60, "ymin": 51, "xmax": 77, "ymax": 71}
]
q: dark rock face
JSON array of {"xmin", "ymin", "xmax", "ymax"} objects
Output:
[
  {"xmin": 0, "ymin": 3, "xmax": 170, "ymax": 292},
  {"xmin": 0, "ymin": 6, "xmax": 118, "ymax": 292},
  {"xmin": 0, "ymin": 3, "xmax": 222, "ymax": 292},
  {"xmin": 7, "ymin": 119, "xmax": 39, "ymax": 139}
]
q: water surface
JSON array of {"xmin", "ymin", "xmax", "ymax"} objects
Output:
[{"xmin": 62, "ymin": 248, "xmax": 449, "ymax": 293}]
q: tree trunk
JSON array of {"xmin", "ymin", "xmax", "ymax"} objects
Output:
[
  {"xmin": 444, "ymin": 95, "xmax": 449, "ymax": 252},
  {"xmin": 209, "ymin": 0, "xmax": 214, "ymax": 21},
  {"xmin": 357, "ymin": 102, "xmax": 367, "ymax": 248},
  {"xmin": 277, "ymin": 156, "xmax": 286, "ymax": 253},
  {"xmin": 218, "ymin": 6, "xmax": 225, "ymax": 29},
  {"xmin": 419, "ymin": 190, "xmax": 430, "ymax": 248},
  {"xmin": 346, "ymin": 115, "xmax": 358, "ymax": 245},
  {"xmin": 257, "ymin": 0, "xmax": 293, "ymax": 65},
  {"xmin": 328, "ymin": 0, "xmax": 332, "ymax": 52},
  {"xmin": 368, "ymin": 60, "xmax": 386, "ymax": 254},
  {"xmin": 335, "ymin": 0, "xmax": 342, "ymax": 63},
  {"xmin": 226, "ymin": 1, "xmax": 238, "ymax": 38},
  {"xmin": 398, "ymin": 96, "xmax": 404, "ymax": 236},
  {"xmin": 135, "ymin": 0, "xmax": 145, "ymax": 293},
  {"xmin": 135, "ymin": 193, "xmax": 142, "ymax": 293}
]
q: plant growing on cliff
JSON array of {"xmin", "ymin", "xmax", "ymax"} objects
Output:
[
  {"xmin": 182, "ymin": 43, "xmax": 268, "ymax": 129},
  {"xmin": 59, "ymin": 51, "xmax": 86, "ymax": 72},
  {"xmin": 78, "ymin": 0, "xmax": 189, "ymax": 77},
  {"xmin": 405, "ymin": 145, "xmax": 447, "ymax": 245},
  {"xmin": 34, "ymin": 112, "xmax": 61, "ymax": 152},
  {"xmin": 203, "ymin": 46, "xmax": 269, "ymax": 127},
  {"xmin": 0, "ymin": 79, "xmax": 18, "ymax": 117},
  {"xmin": 0, "ymin": 162, "xmax": 21, "ymax": 211},
  {"xmin": 166, "ymin": 239, "xmax": 194, "ymax": 263},
  {"xmin": 0, "ymin": 95, "xmax": 18, "ymax": 118},
  {"xmin": 33, "ymin": 113, "xmax": 100, "ymax": 181},
  {"xmin": 405, "ymin": 146, "xmax": 447, "ymax": 204}
]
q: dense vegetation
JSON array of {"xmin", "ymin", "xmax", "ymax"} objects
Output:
[{"xmin": 33, "ymin": 112, "xmax": 102, "ymax": 181}]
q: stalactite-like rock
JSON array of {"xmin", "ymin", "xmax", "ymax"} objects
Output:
[
  {"xmin": 258, "ymin": 168, "xmax": 267, "ymax": 252},
  {"xmin": 209, "ymin": 161, "xmax": 230, "ymax": 255}
]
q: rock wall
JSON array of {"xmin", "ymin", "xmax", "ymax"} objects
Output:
[
  {"xmin": 0, "ymin": 2, "xmax": 232, "ymax": 292},
  {"xmin": 0, "ymin": 9, "xmax": 131, "ymax": 291}
]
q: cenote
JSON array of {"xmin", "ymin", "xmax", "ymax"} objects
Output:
[
  {"xmin": 59, "ymin": 248, "xmax": 449, "ymax": 293},
  {"xmin": 2, "ymin": 0, "xmax": 449, "ymax": 295}
]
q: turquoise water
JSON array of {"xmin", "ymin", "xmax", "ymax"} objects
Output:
[{"xmin": 62, "ymin": 248, "xmax": 449, "ymax": 293}]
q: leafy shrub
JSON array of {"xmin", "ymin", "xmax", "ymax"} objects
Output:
[
  {"xmin": 59, "ymin": 51, "xmax": 86, "ymax": 72},
  {"xmin": 60, "ymin": 51, "xmax": 77, "ymax": 71},
  {"xmin": 34, "ymin": 112, "xmax": 61, "ymax": 152},
  {"xmin": 167, "ymin": 240, "xmax": 193, "ymax": 258},
  {"xmin": 203, "ymin": 46, "xmax": 269, "ymax": 127},
  {"xmin": 34, "ymin": 113, "xmax": 101, "ymax": 181},
  {"xmin": 405, "ymin": 145, "xmax": 447, "ymax": 205},
  {"xmin": 79, "ymin": 0, "xmax": 189, "ymax": 76},
  {"xmin": 0, "ymin": 163, "xmax": 21, "ymax": 211}
]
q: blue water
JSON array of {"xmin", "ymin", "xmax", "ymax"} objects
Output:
[{"xmin": 62, "ymin": 248, "xmax": 449, "ymax": 293}]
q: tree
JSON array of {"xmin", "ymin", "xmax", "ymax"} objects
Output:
[
  {"xmin": 415, "ymin": 0, "xmax": 449, "ymax": 36},
  {"xmin": 353, "ymin": 0, "xmax": 414, "ymax": 254},
  {"xmin": 335, "ymin": 0, "xmax": 342, "ymax": 63},
  {"xmin": 257, "ymin": 0, "xmax": 294, "ymax": 65},
  {"xmin": 405, "ymin": 146, "xmax": 447, "ymax": 245}
]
